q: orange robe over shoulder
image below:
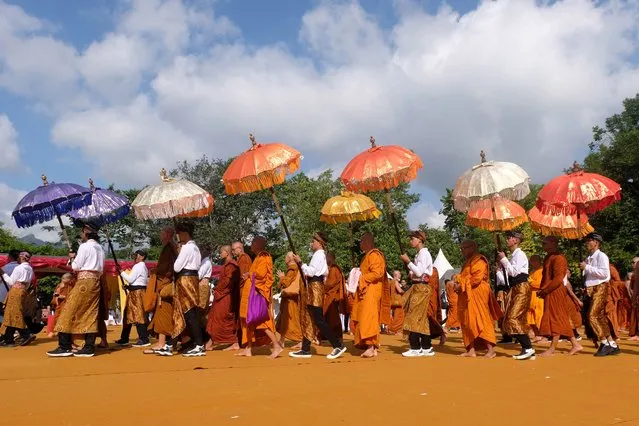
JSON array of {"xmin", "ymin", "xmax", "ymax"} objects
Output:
[
  {"xmin": 445, "ymin": 281, "xmax": 460, "ymax": 328},
  {"xmin": 206, "ymin": 259, "xmax": 240, "ymax": 344},
  {"xmin": 527, "ymin": 267, "xmax": 544, "ymax": 329},
  {"xmin": 380, "ymin": 272, "xmax": 392, "ymax": 326},
  {"xmin": 606, "ymin": 265, "xmax": 622, "ymax": 337},
  {"xmin": 241, "ymin": 251, "xmax": 275, "ymax": 345},
  {"xmin": 276, "ymin": 263, "xmax": 302, "ymax": 342},
  {"xmin": 457, "ymin": 254, "xmax": 499, "ymax": 350},
  {"xmin": 427, "ymin": 267, "xmax": 444, "ymax": 338},
  {"xmin": 353, "ymin": 249, "xmax": 386, "ymax": 348},
  {"xmin": 539, "ymin": 253, "xmax": 572, "ymax": 337},
  {"xmin": 323, "ymin": 264, "xmax": 344, "ymax": 339},
  {"xmin": 389, "ymin": 281, "xmax": 405, "ymax": 334}
]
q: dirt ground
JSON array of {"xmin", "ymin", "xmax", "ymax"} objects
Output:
[{"xmin": 1, "ymin": 327, "xmax": 639, "ymax": 426}]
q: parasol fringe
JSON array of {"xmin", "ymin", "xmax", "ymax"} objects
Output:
[
  {"xmin": 13, "ymin": 193, "xmax": 92, "ymax": 228},
  {"xmin": 133, "ymin": 193, "xmax": 212, "ymax": 221},
  {"xmin": 223, "ymin": 156, "xmax": 301, "ymax": 195},
  {"xmin": 535, "ymin": 194, "xmax": 621, "ymax": 216},
  {"xmin": 453, "ymin": 182, "xmax": 530, "ymax": 212},
  {"xmin": 319, "ymin": 209, "xmax": 381, "ymax": 225},
  {"xmin": 342, "ymin": 163, "xmax": 420, "ymax": 193},
  {"xmin": 530, "ymin": 221, "xmax": 595, "ymax": 239},
  {"xmin": 465, "ymin": 215, "xmax": 528, "ymax": 232}
]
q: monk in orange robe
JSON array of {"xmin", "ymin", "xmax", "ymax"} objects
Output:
[
  {"xmin": 628, "ymin": 258, "xmax": 639, "ymax": 341},
  {"xmin": 606, "ymin": 264, "xmax": 623, "ymax": 338},
  {"xmin": 380, "ymin": 269, "xmax": 392, "ymax": 334},
  {"xmin": 389, "ymin": 270, "xmax": 405, "ymax": 334},
  {"xmin": 564, "ymin": 271, "xmax": 583, "ymax": 337},
  {"xmin": 427, "ymin": 267, "xmax": 444, "ymax": 343},
  {"xmin": 537, "ymin": 237, "xmax": 582, "ymax": 356},
  {"xmin": 527, "ymin": 255, "xmax": 545, "ymax": 342},
  {"xmin": 445, "ymin": 279, "xmax": 460, "ymax": 331},
  {"xmin": 205, "ymin": 245, "xmax": 240, "ymax": 350},
  {"xmin": 453, "ymin": 240, "xmax": 500, "ymax": 358},
  {"xmin": 237, "ymin": 236, "xmax": 283, "ymax": 359},
  {"xmin": 225, "ymin": 241, "xmax": 253, "ymax": 351},
  {"xmin": 275, "ymin": 252, "xmax": 302, "ymax": 346},
  {"xmin": 617, "ymin": 273, "xmax": 631, "ymax": 332},
  {"xmin": 322, "ymin": 252, "xmax": 344, "ymax": 340},
  {"xmin": 353, "ymin": 232, "xmax": 386, "ymax": 358}
]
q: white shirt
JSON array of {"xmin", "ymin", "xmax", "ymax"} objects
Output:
[
  {"xmin": 408, "ymin": 247, "xmax": 433, "ymax": 279},
  {"xmin": 1, "ymin": 262, "xmax": 34, "ymax": 301},
  {"xmin": 0, "ymin": 261, "xmax": 18, "ymax": 302},
  {"xmin": 500, "ymin": 247, "xmax": 529, "ymax": 277},
  {"xmin": 346, "ymin": 268, "xmax": 360, "ymax": 293},
  {"xmin": 301, "ymin": 249, "xmax": 328, "ymax": 278},
  {"xmin": 174, "ymin": 240, "xmax": 201, "ymax": 272},
  {"xmin": 584, "ymin": 249, "xmax": 611, "ymax": 288},
  {"xmin": 72, "ymin": 239, "xmax": 105, "ymax": 272},
  {"xmin": 199, "ymin": 256, "xmax": 213, "ymax": 280},
  {"xmin": 120, "ymin": 261, "xmax": 149, "ymax": 287},
  {"xmin": 496, "ymin": 269, "xmax": 508, "ymax": 287}
]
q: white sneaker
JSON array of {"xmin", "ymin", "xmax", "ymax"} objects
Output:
[
  {"xmin": 155, "ymin": 344, "xmax": 173, "ymax": 356},
  {"xmin": 326, "ymin": 347, "xmax": 347, "ymax": 360},
  {"xmin": 402, "ymin": 349, "xmax": 422, "ymax": 357},
  {"xmin": 420, "ymin": 348, "xmax": 435, "ymax": 357},
  {"xmin": 183, "ymin": 345, "xmax": 206, "ymax": 357},
  {"xmin": 513, "ymin": 348, "xmax": 536, "ymax": 360}
]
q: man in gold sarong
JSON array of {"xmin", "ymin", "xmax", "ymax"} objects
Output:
[
  {"xmin": 353, "ymin": 232, "xmax": 386, "ymax": 359},
  {"xmin": 48, "ymin": 224, "xmax": 105, "ymax": 358},
  {"xmin": 115, "ymin": 250, "xmax": 150, "ymax": 347},
  {"xmin": 0, "ymin": 251, "xmax": 36, "ymax": 347}
]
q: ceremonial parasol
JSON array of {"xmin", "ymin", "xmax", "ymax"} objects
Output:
[
  {"xmin": 465, "ymin": 196, "xmax": 527, "ymax": 232},
  {"xmin": 69, "ymin": 178, "xmax": 131, "ymax": 273},
  {"xmin": 320, "ymin": 191, "xmax": 381, "ymax": 266},
  {"xmin": 131, "ymin": 168, "xmax": 214, "ymax": 221},
  {"xmin": 528, "ymin": 206, "xmax": 594, "ymax": 239},
  {"xmin": 452, "ymin": 151, "xmax": 530, "ymax": 250},
  {"xmin": 222, "ymin": 133, "xmax": 302, "ymax": 253},
  {"xmin": 340, "ymin": 136, "xmax": 423, "ymax": 253},
  {"xmin": 12, "ymin": 174, "xmax": 92, "ymax": 251}
]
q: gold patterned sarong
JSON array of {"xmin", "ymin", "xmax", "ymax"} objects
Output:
[
  {"xmin": 55, "ymin": 275, "xmax": 101, "ymax": 334},
  {"xmin": 307, "ymin": 281, "xmax": 324, "ymax": 308},
  {"xmin": 502, "ymin": 282, "xmax": 531, "ymax": 335},
  {"xmin": 125, "ymin": 289, "xmax": 146, "ymax": 325},
  {"xmin": 2, "ymin": 286, "xmax": 27, "ymax": 329},
  {"xmin": 298, "ymin": 281, "xmax": 317, "ymax": 342},
  {"xmin": 403, "ymin": 284, "xmax": 431, "ymax": 335},
  {"xmin": 587, "ymin": 283, "xmax": 610, "ymax": 340},
  {"xmin": 171, "ymin": 275, "xmax": 199, "ymax": 339}
]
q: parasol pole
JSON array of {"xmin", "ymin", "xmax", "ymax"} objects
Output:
[
  {"xmin": 55, "ymin": 213, "xmax": 73, "ymax": 252},
  {"xmin": 104, "ymin": 226, "xmax": 127, "ymax": 295},
  {"xmin": 348, "ymin": 222, "xmax": 356, "ymax": 268},
  {"xmin": 384, "ymin": 189, "xmax": 405, "ymax": 254},
  {"xmin": 576, "ymin": 206, "xmax": 583, "ymax": 261}
]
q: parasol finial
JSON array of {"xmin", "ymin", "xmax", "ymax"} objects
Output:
[
  {"xmin": 249, "ymin": 133, "xmax": 257, "ymax": 147},
  {"xmin": 480, "ymin": 150, "xmax": 486, "ymax": 163},
  {"xmin": 41, "ymin": 174, "xmax": 48, "ymax": 186},
  {"xmin": 370, "ymin": 136, "xmax": 376, "ymax": 148},
  {"xmin": 88, "ymin": 178, "xmax": 95, "ymax": 191},
  {"xmin": 160, "ymin": 168, "xmax": 172, "ymax": 182},
  {"xmin": 570, "ymin": 161, "xmax": 582, "ymax": 173}
]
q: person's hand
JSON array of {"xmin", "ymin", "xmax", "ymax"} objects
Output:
[
  {"xmin": 453, "ymin": 282, "xmax": 461, "ymax": 293},
  {"xmin": 400, "ymin": 254, "xmax": 410, "ymax": 264},
  {"xmin": 292, "ymin": 254, "xmax": 301, "ymax": 264},
  {"xmin": 497, "ymin": 252, "xmax": 506, "ymax": 261},
  {"xmin": 276, "ymin": 270, "xmax": 285, "ymax": 279},
  {"xmin": 536, "ymin": 290, "xmax": 545, "ymax": 298},
  {"xmin": 68, "ymin": 252, "xmax": 76, "ymax": 260},
  {"xmin": 577, "ymin": 300, "xmax": 583, "ymax": 308},
  {"xmin": 579, "ymin": 261, "xmax": 586, "ymax": 270},
  {"xmin": 242, "ymin": 272, "xmax": 250, "ymax": 281}
]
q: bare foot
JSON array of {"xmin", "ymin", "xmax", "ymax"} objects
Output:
[
  {"xmin": 460, "ymin": 351, "xmax": 476, "ymax": 357},
  {"xmin": 224, "ymin": 343, "xmax": 240, "ymax": 351},
  {"xmin": 47, "ymin": 332, "xmax": 54, "ymax": 338},
  {"xmin": 235, "ymin": 349, "xmax": 252, "ymax": 357},
  {"xmin": 628, "ymin": 336, "xmax": 639, "ymax": 341},
  {"xmin": 539, "ymin": 350, "xmax": 555, "ymax": 357},
  {"xmin": 292, "ymin": 342, "xmax": 302, "ymax": 350},
  {"xmin": 439, "ymin": 334, "xmax": 447, "ymax": 346},
  {"xmin": 150, "ymin": 344, "xmax": 163, "ymax": 350},
  {"xmin": 204, "ymin": 342, "xmax": 214, "ymax": 351},
  {"xmin": 361, "ymin": 347, "xmax": 377, "ymax": 358},
  {"xmin": 483, "ymin": 351, "xmax": 496, "ymax": 359},
  {"xmin": 567, "ymin": 344, "xmax": 583, "ymax": 355},
  {"xmin": 269, "ymin": 346, "xmax": 283, "ymax": 359}
]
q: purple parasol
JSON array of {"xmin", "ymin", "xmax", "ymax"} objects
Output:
[{"xmin": 68, "ymin": 179, "xmax": 130, "ymax": 227}]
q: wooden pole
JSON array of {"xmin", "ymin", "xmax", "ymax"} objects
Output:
[{"xmin": 384, "ymin": 189, "xmax": 405, "ymax": 254}]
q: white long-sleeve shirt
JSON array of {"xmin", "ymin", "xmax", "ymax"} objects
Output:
[
  {"xmin": 301, "ymin": 249, "xmax": 328, "ymax": 278},
  {"xmin": 0, "ymin": 261, "xmax": 19, "ymax": 302},
  {"xmin": 584, "ymin": 249, "xmax": 611, "ymax": 288},
  {"xmin": 120, "ymin": 261, "xmax": 149, "ymax": 287},
  {"xmin": 72, "ymin": 239, "xmax": 105, "ymax": 272},
  {"xmin": 199, "ymin": 256, "xmax": 213, "ymax": 280},
  {"xmin": 496, "ymin": 269, "xmax": 508, "ymax": 288},
  {"xmin": 499, "ymin": 247, "xmax": 529, "ymax": 278},
  {"xmin": 174, "ymin": 240, "xmax": 201, "ymax": 272},
  {"xmin": 1, "ymin": 262, "xmax": 34, "ymax": 299},
  {"xmin": 408, "ymin": 247, "xmax": 433, "ymax": 280}
]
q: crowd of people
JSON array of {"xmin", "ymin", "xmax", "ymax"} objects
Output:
[{"xmin": 0, "ymin": 221, "xmax": 637, "ymax": 360}]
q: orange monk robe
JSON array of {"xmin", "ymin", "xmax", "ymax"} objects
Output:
[
  {"xmin": 427, "ymin": 267, "xmax": 444, "ymax": 338},
  {"xmin": 527, "ymin": 267, "xmax": 544, "ymax": 329},
  {"xmin": 353, "ymin": 249, "xmax": 386, "ymax": 348},
  {"xmin": 445, "ymin": 281, "xmax": 460, "ymax": 328},
  {"xmin": 207, "ymin": 259, "xmax": 240, "ymax": 344},
  {"xmin": 630, "ymin": 273, "xmax": 639, "ymax": 337},
  {"xmin": 457, "ymin": 254, "xmax": 499, "ymax": 350},
  {"xmin": 617, "ymin": 281, "xmax": 631, "ymax": 331},
  {"xmin": 389, "ymin": 285, "xmax": 405, "ymax": 335},
  {"xmin": 564, "ymin": 281, "xmax": 583, "ymax": 329},
  {"xmin": 538, "ymin": 253, "xmax": 573, "ymax": 337},
  {"xmin": 606, "ymin": 265, "xmax": 622, "ymax": 337},
  {"xmin": 322, "ymin": 264, "xmax": 344, "ymax": 339},
  {"xmin": 276, "ymin": 263, "xmax": 302, "ymax": 342},
  {"xmin": 240, "ymin": 251, "xmax": 275, "ymax": 345},
  {"xmin": 380, "ymin": 272, "xmax": 392, "ymax": 327}
]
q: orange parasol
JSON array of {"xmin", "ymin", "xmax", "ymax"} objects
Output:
[
  {"xmin": 222, "ymin": 133, "xmax": 302, "ymax": 253},
  {"xmin": 340, "ymin": 136, "xmax": 423, "ymax": 253},
  {"xmin": 465, "ymin": 196, "xmax": 527, "ymax": 232},
  {"xmin": 528, "ymin": 206, "xmax": 594, "ymax": 240}
]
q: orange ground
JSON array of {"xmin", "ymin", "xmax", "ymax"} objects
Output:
[{"xmin": 1, "ymin": 327, "xmax": 639, "ymax": 426}]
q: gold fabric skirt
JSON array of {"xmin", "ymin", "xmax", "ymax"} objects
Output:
[
  {"xmin": 171, "ymin": 275, "xmax": 199, "ymax": 338},
  {"xmin": 55, "ymin": 277, "xmax": 101, "ymax": 334},
  {"xmin": 125, "ymin": 289, "xmax": 146, "ymax": 325},
  {"xmin": 298, "ymin": 281, "xmax": 317, "ymax": 342},
  {"xmin": 403, "ymin": 284, "xmax": 431, "ymax": 335},
  {"xmin": 587, "ymin": 283, "xmax": 610, "ymax": 340},
  {"xmin": 2, "ymin": 286, "xmax": 27, "ymax": 329},
  {"xmin": 307, "ymin": 281, "xmax": 324, "ymax": 308},
  {"xmin": 503, "ymin": 282, "xmax": 532, "ymax": 335}
]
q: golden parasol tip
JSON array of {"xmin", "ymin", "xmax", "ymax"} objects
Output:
[
  {"xmin": 159, "ymin": 168, "xmax": 174, "ymax": 182},
  {"xmin": 249, "ymin": 133, "xmax": 257, "ymax": 147},
  {"xmin": 370, "ymin": 136, "xmax": 376, "ymax": 148},
  {"xmin": 480, "ymin": 150, "xmax": 486, "ymax": 163},
  {"xmin": 570, "ymin": 161, "xmax": 582, "ymax": 173},
  {"xmin": 41, "ymin": 174, "xmax": 48, "ymax": 186}
]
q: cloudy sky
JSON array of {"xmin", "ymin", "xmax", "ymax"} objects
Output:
[{"xmin": 1, "ymin": 0, "xmax": 638, "ymax": 242}]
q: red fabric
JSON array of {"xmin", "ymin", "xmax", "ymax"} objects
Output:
[{"xmin": 0, "ymin": 254, "xmax": 221, "ymax": 279}]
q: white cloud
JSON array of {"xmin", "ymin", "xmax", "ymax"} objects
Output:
[
  {"xmin": 0, "ymin": 182, "xmax": 61, "ymax": 243},
  {"xmin": 407, "ymin": 201, "xmax": 446, "ymax": 229},
  {"xmin": 0, "ymin": 0, "xmax": 638, "ymax": 211},
  {"xmin": 0, "ymin": 115, "xmax": 19, "ymax": 169}
]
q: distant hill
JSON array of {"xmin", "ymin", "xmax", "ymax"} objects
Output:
[{"xmin": 18, "ymin": 234, "xmax": 50, "ymax": 247}]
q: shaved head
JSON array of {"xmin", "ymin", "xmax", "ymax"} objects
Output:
[
  {"xmin": 359, "ymin": 232, "xmax": 375, "ymax": 252},
  {"xmin": 530, "ymin": 255, "xmax": 542, "ymax": 269},
  {"xmin": 251, "ymin": 236, "xmax": 267, "ymax": 254}
]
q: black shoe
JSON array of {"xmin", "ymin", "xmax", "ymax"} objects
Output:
[
  {"xmin": 73, "ymin": 346, "xmax": 95, "ymax": 358},
  {"xmin": 609, "ymin": 345, "xmax": 621, "ymax": 355},
  {"xmin": 594, "ymin": 344, "xmax": 612, "ymax": 357},
  {"xmin": 47, "ymin": 347, "xmax": 73, "ymax": 357},
  {"xmin": 0, "ymin": 341, "xmax": 16, "ymax": 348},
  {"xmin": 114, "ymin": 339, "xmax": 130, "ymax": 346},
  {"xmin": 289, "ymin": 350, "xmax": 312, "ymax": 359},
  {"xmin": 20, "ymin": 335, "xmax": 36, "ymax": 346},
  {"xmin": 132, "ymin": 340, "xmax": 151, "ymax": 348}
]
